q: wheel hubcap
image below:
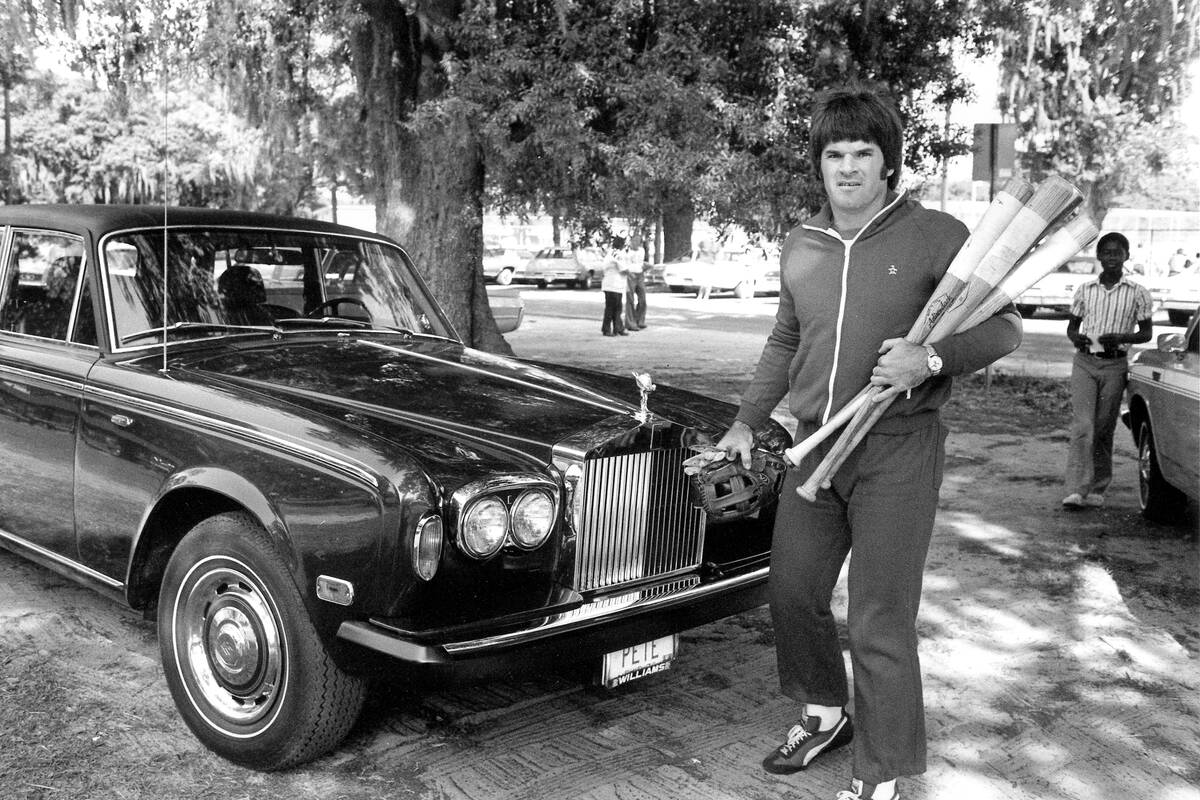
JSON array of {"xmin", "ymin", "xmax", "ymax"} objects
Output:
[
  {"xmin": 207, "ymin": 605, "xmax": 263, "ymax": 690},
  {"xmin": 175, "ymin": 561, "xmax": 285, "ymax": 727}
]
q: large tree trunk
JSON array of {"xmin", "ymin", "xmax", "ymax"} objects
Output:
[
  {"xmin": 392, "ymin": 112, "xmax": 510, "ymax": 353},
  {"xmin": 353, "ymin": 0, "xmax": 511, "ymax": 355},
  {"xmin": 661, "ymin": 198, "xmax": 694, "ymax": 262}
]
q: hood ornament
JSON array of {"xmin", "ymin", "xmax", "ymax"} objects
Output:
[{"xmin": 632, "ymin": 371, "xmax": 656, "ymax": 423}]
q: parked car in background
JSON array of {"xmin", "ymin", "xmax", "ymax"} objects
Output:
[
  {"xmin": 758, "ymin": 246, "xmax": 782, "ymax": 295},
  {"xmin": 486, "ymin": 285, "xmax": 524, "ymax": 333},
  {"xmin": 1123, "ymin": 306, "xmax": 1199, "ymax": 521},
  {"xmin": 482, "ymin": 246, "xmax": 530, "ymax": 286},
  {"xmin": 517, "ymin": 247, "xmax": 598, "ymax": 289},
  {"xmin": 1153, "ymin": 270, "xmax": 1200, "ymax": 327},
  {"xmin": 660, "ymin": 249, "xmax": 774, "ymax": 298},
  {"xmin": 1015, "ymin": 255, "xmax": 1099, "ymax": 317},
  {"xmin": 0, "ymin": 204, "xmax": 787, "ymax": 770},
  {"xmin": 1017, "ymin": 254, "xmax": 1160, "ymax": 318}
]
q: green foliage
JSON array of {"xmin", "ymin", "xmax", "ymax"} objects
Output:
[
  {"xmin": 1110, "ymin": 118, "xmax": 1200, "ymax": 211},
  {"xmin": 456, "ymin": 0, "xmax": 980, "ymax": 244},
  {"xmin": 8, "ymin": 0, "xmax": 993, "ymax": 240},
  {"xmin": 990, "ymin": 0, "xmax": 1198, "ymax": 219},
  {"xmin": 7, "ymin": 68, "xmax": 278, "ymax": 208}
]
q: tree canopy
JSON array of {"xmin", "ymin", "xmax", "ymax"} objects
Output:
[
  {"xmin": 992, "ymin": 0, "xmax": 1199, "ymax": 221},
  {"xmin": 3, "ymin": 1, "xmax": 1194, "ymax": 352}
]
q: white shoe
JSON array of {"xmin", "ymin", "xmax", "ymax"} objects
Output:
[
  {"xmin": 836, "ymin": 779, "xmax": 899, "ymax": 800},
  {"xmin": 1062, "ymin": 492, "xmax": 1086, "ymax": 508},
  {"xmin": 1083, "ymin": 494, "xmax": 1105, "ymax": 507}
]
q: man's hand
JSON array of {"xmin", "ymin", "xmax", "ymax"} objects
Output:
[
  {"xmin": 1070, "ymin": 333, "xmax": 1093, "ymax": 351},
  {"xmin": 715, "ymin": 420, "xmax": 755, "ymax": 468},
  {"xmin": 869, "ymin": 338, "xmax": 931, "ymax": 402}
]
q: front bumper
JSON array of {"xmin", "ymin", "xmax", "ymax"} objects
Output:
[
  {"xmin": 337, "ymin": 565, "xmax": 768, "ymax": 682},
  {"xmin": 520, "ymin": 271, "xmax": 583, "ymax": 283}
]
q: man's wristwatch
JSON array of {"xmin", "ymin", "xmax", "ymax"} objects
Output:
[{"xmin": 925, "ymin": 344, "xmax": 943, "ymax": 377}]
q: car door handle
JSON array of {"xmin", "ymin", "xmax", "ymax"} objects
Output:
[
  {"xmin": 110, "ymin": 414, "xmax": 134, "ymax": 428},
  {"xmin": 1151, "ymin": 370, "xmax": 1162, "ymax": 382}
]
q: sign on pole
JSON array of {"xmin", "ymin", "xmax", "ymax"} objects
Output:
[
  {"xmin": 971, "ymin": 123, "xmax": 1018, "ymax": 200},
  {"xmin": 971, "ymin": 122, "xmax": 1017, "ymax": 393}
]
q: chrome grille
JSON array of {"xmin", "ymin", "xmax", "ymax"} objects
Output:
[{"xmin": 573, "ymin": 448, "xmax": 705, "ymax": 592}]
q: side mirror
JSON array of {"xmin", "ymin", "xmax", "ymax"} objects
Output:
[{"xmin": 1156, "ymin": 332, "xmax": 1186, "ymax": 354}]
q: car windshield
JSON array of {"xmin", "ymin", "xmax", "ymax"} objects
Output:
[{"xmin": 102, "ymin": 227, "xmax": 454, "ymax": 348}]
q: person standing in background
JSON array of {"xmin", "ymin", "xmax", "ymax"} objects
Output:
[
  {"xmin": 1167, "ymin": 247, "xmax": 1187, "ymax": 275},
  {"xmin": 624, "ymin": 235, "xmax": 648, "ymax": 331},
  {"xmin": 601, "ymin": 241, "xmax": 629, "ymax": 337},
  {"xmin": 1062, "ymin": 231, "xmax": 1154, "ymax": 509}
]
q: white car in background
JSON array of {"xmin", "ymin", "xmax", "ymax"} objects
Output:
[
  {"xmin": 518, "ymin": 247, "xmax": 598, "ymax": 289},
  {"xmin": 1015, "ymin": 255, "xmax": 1100, "ymax": 317},
  {"xmin": 482, "ymin": 246, "xmax": 531, "ymax": 286},
  {"xmin": 1153, "ymin": 270, "xmax": 1200, "ymax": 327},
  {"xmin": 1124, "ymin": 308, "xmax": 1199, "ymax": 522},
  {"xmin": 660, "ymin": 249, "xmax": 775, "ymax": 298},
  {"xmin": 1016, "ymin": 254, "xmax": 1163, "ymax": 318}
]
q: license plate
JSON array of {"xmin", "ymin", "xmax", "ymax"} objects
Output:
[{"xmin": 601, "ymin": 635, "xmax": 676, "ymax": 688}]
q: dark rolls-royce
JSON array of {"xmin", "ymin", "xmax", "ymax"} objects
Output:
[{"xmin": 0, "ymin": 205, "xmax": 788, "ymax": 769}]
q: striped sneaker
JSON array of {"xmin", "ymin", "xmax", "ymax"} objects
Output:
[{"xmin": 761, "ymin": 711, "xmax": 853, "ymax": 774}]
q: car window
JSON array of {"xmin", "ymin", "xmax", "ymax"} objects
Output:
[
  {"xmin": 0, "ymin": 230, "xmax": 88, "ymax": 343},
  {"xmin": 333, "ymin": 243, "xmax": 446, "ymax": 334},
  {"xmin": 102, "ymin": 228, "xmax": 453, "ymax": 348},
  {"xmin": 215, "ymin": 245, "xmax": 308, "ymax": 318}
]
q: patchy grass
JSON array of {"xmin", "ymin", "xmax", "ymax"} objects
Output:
[{"xmin": 943, "ymin": 373, "xmax": 1072, "ymax": 435}]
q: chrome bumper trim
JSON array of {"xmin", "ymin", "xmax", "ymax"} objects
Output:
[{"xmin": 340, "ymin": 565, "xmax": 768, "ymax": 659}]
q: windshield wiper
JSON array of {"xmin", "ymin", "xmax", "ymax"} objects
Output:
[
  {"xmin": 121, "ymin": 321, "xmax": 281, "ymax": 345},
  {"xmin": 274, "ymin": 316, "xmax": 379, "ymax": 331}
]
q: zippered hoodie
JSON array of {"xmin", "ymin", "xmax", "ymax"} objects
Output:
[{"xmin": 735, "ymin": 191, "xmax": 1022, "ymax": 434}]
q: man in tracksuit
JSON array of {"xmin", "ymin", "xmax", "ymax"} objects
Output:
[{"xmin": 717, "ymin": 87, "xmax": 1022, "ymax": 800}]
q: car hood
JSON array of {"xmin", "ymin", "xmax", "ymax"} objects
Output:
[{"xmin": 162, "ymin": 333, "xmax": 730, "ymax": 480}]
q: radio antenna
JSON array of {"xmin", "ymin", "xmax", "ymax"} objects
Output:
[{"xmin": 159, "ymin": 24, "xmax": 169, "ymax": 375}]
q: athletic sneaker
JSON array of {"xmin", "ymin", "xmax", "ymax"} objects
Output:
[
  {"xmin": 1083, "ymin": 494, "xmax": 1105, "ymax": 507},
  {"xmin": 836, "ymin": 779, "xmax": 899, "ymax": 800},
  {"xmin": 1061, "ymin": 492, "xmax": 1086, "ymax": 508},
  {"xmin": 761, "ymin": 711, "xmax": 853, "ymax": 774}
]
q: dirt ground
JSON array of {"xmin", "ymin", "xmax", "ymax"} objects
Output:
[{"xmin": 1, "ymin": 310, "xmax": 1197, "ymax": 800}]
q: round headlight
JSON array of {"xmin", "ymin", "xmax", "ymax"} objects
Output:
[
  {"xmin": 510, "ymin": 490, "xmax": 555, "ymax": 548},
  {"xmin": 461, "ymin": 496, "xmax": 508, "ymax": 558}
]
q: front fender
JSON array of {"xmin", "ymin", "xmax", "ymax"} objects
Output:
[{"xmin": 124, "ymin": 462, "xmax": 406, "ymax": 653}]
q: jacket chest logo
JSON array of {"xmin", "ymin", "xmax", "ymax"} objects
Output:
[{"xmin": 887, "ymin": 264, "xmax": 898, "ymax": 276}]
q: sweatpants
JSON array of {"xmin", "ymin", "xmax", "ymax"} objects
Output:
[
  {"xmin": 769, "ymin": 416, "xmax": 946, "ymax": 783},
  {"xmin": 1065, "ymin": 351, "xmax": 1128, "ymax": 498}
]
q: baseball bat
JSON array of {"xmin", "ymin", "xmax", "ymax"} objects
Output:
[
  {"xmin": 781, "ymin": 385, "xmax": 872, "ymax": 467},
  {"xmin": 907, "ymin": 177, "xmax": 1035, "ymax": 343},
  {"xmin": 922, "ymin": 176, "xmax": 1083, "ymax": 343},
  {"xmin": 958, "ymin": 214, "xmax": 1100, "ymax": 331},
  {"xmin": 782, "ymin": 177, "xmax": 1034, "ymax": 468},
  {"xmin": 796, "ymin": 177, "xmax": 1086, "ymax": 500}
]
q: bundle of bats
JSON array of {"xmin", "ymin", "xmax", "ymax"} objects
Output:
[{"xmin": 787, "ymin": 175, "xmax": 1099, "ymax": 500}]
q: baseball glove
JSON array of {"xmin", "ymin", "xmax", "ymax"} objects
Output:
[{"xmin": 682, "ymin": 446, "xmax": 788, "ymax": 523}]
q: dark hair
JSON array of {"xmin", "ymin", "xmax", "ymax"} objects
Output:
[
  {"xmin": 1096, "ymin": 232, "xmax": 1129, "ymax": 255},
  {"xmin": 809, "ymin": 86, "xmax": 904, "ymax": 190}
]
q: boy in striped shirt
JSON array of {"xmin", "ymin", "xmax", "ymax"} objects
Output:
[{"xmin": 1062, "ymin": 232, "xmax": 1154, "ymax": 508}]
